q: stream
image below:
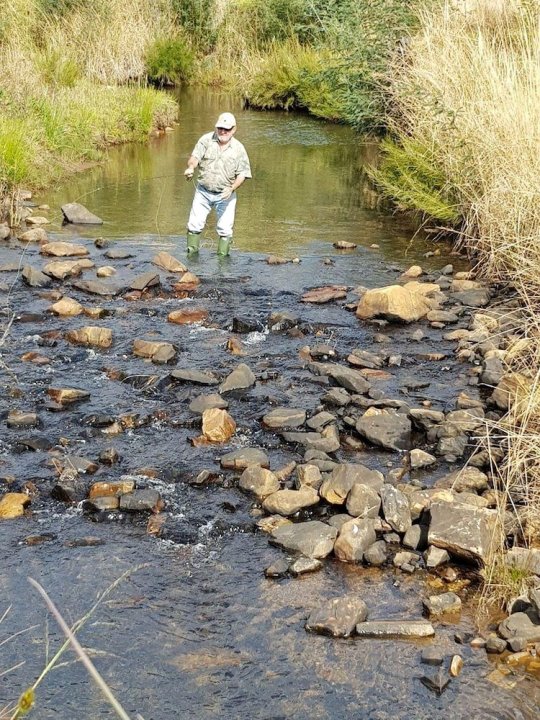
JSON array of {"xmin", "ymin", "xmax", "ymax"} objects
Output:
[{"xmin": 0, "ymin": 89, "xmax": 538, "ymax": 719}]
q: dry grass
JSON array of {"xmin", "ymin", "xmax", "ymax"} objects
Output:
[{"xmin": 386, "ymin": 0, "xmax": 540, "ymax": 602}]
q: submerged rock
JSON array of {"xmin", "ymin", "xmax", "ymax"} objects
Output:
[
  {"xmin": 355, "ymin": 620, "xmax": 435, "ymax": 638},
  {"xmin": 41, "ymin": 242, "xmax": 88, "ymax": 257},
  {"xmin": 271, "ymin": 521, "xmax": 337, "ymax": 558},
  {"xmin": 305, "ymin": 596, "xmax": 368, "ymax": 638}
]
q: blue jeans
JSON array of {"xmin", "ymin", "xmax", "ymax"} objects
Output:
[{"xmin": 187, "ymin": 184, "xmax": 237, "ymax": 237}]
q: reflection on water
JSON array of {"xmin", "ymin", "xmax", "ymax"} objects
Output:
[{"xmin": 42, "ymin": 88, "xmax": 436, "ymax": 260}]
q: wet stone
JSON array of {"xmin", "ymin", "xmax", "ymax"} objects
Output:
[
  {"xmin": 486, "ymin": 636, "xmax": 507, "ymax": 654},
  {"xmin": 22, "ymin": 265, "xmax": 51, "ymax": 288},
  {"xmin": 47, "ymin": 387, "xmax": 90, "ymax": 405},
  {"xmin": 0, "ymin": 493, "xmax": 30, "ymax": 519},
  {"xmin": 268, "ymin": 311, "xmax": 298, "ymax": 331},
  {"xmin": 189, "ymin": 394, "xmax": 228, "ymax": 413},
  {"xmin": 83, "ymin": 496, "xmax": 120, "ymax": 512},
  {"xmin": 232, "ymin": 317, "xmax": 264, "ymax": 333},
  {"xmin": 20, "ymin": 229, "xmax": 48, "ymax": 243},
  {"xmin": 264, "ymin": 558, "xmax": 289, "ymax": 578},
  {"xmin": 423, "ymin": 592, "xmax": 462, "ymax": 617},
  {"xmin": 7, "ymin": 411, "xmax": 39, "ymax": 428},
  {"xmin": 364, "ymin": 540, "xmax": 387, "ymax": 566},
  {"xmin": 15, "ymin": 436, "xmax": 52, "ymax": 452},
  {"xmin": 71, "ymin": 279, "xmax": 122, "ymax": 296},
  {"xmin": 51, "ymin": 472, "xmax": 87, "ymax": 503},
  {"xmin": 322, "ymin": 387, "xmax": 351, "ymax": 406},
  {"xmin": 356, "ymin": 411, "xmax": 411, "ymax": 451},
  {"xmin": 152, "ymin": 251, "xmax": 187, "ymax": 273},
  {"xmin": 130, "ymin": 272, "xmax": 160, "ymax": 291},
  {"xmin": 305, "ymin": 596, "xmax": 368, "ymax": 638},
  {"xmin": 220, "ymin": 448, "xmax": 269, "ymax": 470},
  {"xmin": 61, "ymin": 202, "xmax": 103, "ymax": 224},
  {"xmin": 306, "ymin": 411, "xmax": 335, "ymax": 430},
  {"xmin": 170, "ymin": 368, "xmax": 219, "ymax": 385},
  {"xmin": 420, "ymin": 669, "xmax": 451, "ymax": 696},
  {"xmin": 219, "ymin": 363, "xmax": 256, "ymax": 393},
  {"xmin": 289, "ymin": 557, "xmax": 322, "ymax": 576},
  {"xmin": 421, "ymin": 647, "xmax": 445, "ymax": 666},
  {"xmin": 119, "ymin": 489, "xmax": 162, "ymax": 512},
  {"xmin": 262, "ymin": 407, "xmax": 306, "ymax": 429},
  {"xmin": 104, "ymin": 248, "xmax": 133, "ymax": 259},
  {"xmin": 239, "ymin": 466, "xmax": 280, "ymax": 500},
  {"xmin": 263, "ymin": 487, "xmax": 319, "ymax": 516},
  {"xmin": 99, "ymin": 447, "xmax": 120, "ymax": 465},
  {"xmin": 271, "ymin": 520, "xmax": 337, "ymax": 559},
  {"xmin": 355, "ymin": 620, "xmax": 435, "ymax": 638}
]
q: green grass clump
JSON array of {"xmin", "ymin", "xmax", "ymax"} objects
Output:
[
  {"xmin": 146, "ymin": 36, "xmax": 194, "ymax": 86},
  {"xmin": 36, "ymin": 48, "xmax": 80, "ymax": 88},
  {"xmin": 372, "ymin": 136, "xmax": 459, "ymax": 223}
]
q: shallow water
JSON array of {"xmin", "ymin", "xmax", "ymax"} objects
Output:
[{"xmin": 0, "ymin": 90, "xmax": 538, "ymax": 719}]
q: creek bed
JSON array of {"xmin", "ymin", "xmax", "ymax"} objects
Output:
[{"xmin": 0, "ymin": 90, "xmax": 539, "ymax": 719}]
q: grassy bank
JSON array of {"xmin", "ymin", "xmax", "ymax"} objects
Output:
[
  {"xmin": 0, "ymin": 0, "xmax": 178, "ymax": 207},
  {"xmin": 374, "ymin": 0, "xmax": 540, "ymax": 601}
]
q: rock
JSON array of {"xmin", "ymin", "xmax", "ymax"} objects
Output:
[
  {"xmin": 130, "ymin": 272, "xmax": 160, "ymax": 291},
  {"xmin": 347, "ymin": 349, "xmax": 384, "ymax": 369},
  {"xmin": 49, "ymin": 297, "xmax": 83, "ymax": 317},
  {"xmin": 61, "ymin": 202, "xmax": 103, "ymax": 224},
  {"xmin": 506, "ymin": 547, "xmax": 540, "ymax": 575},
  {"xmin": 364, "ymin": 540, "xmax": 387, "ymax": 566},
  {"xmin": 89, "ymin": 480, "xmax": 135, "ymax": 498},
  {"xmin": 271, "ymin": 520, "xmax": 337, "ymax": 558},
  {"xmin": 47, "ymin": 387, "xmax": 90, "ymax": 405},
  {"xmin": 264, "ymin": 558, "xmax": 289, "ymax": 578},
  {"xmin": 428, "ymin": 501, "xmax": 497, "ymax": 564},
  {"xmin": 346, "ymin": 483, "xmax": 381, "ymax": 518},
  {"xmin": 355, "ymin": 620, "xmax": 435, "ymax": 638},
  {"xmin": 231, "ymin": 316, "xmax": 264, "ymax": 333},
  {"xmin": 530, "ymin": 588, "xmax": 540, "ymax": 616},
  {"xmin": 402, "ymin": 265, "xmax": 423, "ymax": 278},
  {"xmin": 268, "ymin": 311, "xmax": 298, "ymax": 331},
  {"xmin": 427, "ymin": 310, "xmax": 459, "ymax": 323},
  {"xmin": 219, "ymin": 363, "xmax": 256, "ymax": 393},
  {"xmin": 189, "ymin": 394, "xmax": 228, "ymax": 413},
  {"xmin": 7, "ymin": 411, "xmax": 39, "ymax": 428},
  {"xmin": 295, "ymin": 464, "xmax": 322, "ymax": 490},
  {"xmin": 306, "ymin": 411, "xmax": 336, "ymax": 431},
  {"xmin": 201, "ymin": 408, "xmax": 236, "ymax": 443},
  {"xmin": 409, "ymin": 408, "xmax": 445, "ymax": 431},
  {"xmin": 356, "ymin": 411, "xmax": 411, "ymax": 451},
  {"xmin": 356, "ymin": 284, "xmax": 434, "ymax": 323},
  {"xmin": 322, "ymin": 387, "xmax": 351, "ymax": 407},
  {"xmin": 168, "ymin": 308, "xmax": 208, "ymax": 325},
  {"xmin": 452, "ymin": 289, "xmax": 490, "ymax": 307},
  {"xmin": 26, "ymin": 216, "xmax": 49, "ymax": 226},
  {"xmin": 289, "ymin": 557, "xmax": 322, "ymax": 576},
  {"xmin": 421, "ymin": 647, "xmax": 444, "ymax": 666},
  {"xmin": 486, "ymin": 636, "xmax": 508, "ymax": 653},
  {"xmin": 84, "ymin": 496, "xmax": 120, "ymax": 512},
  {"xmin": 0, "ymin": 493, "xmax": 30, "ymax": 519},
  {"xmin": 65, "ymin": 326, "xmax": 113, "ymax": 348},
  {"xmin": 104, "ymin": 248, "xmax": 133, "ymax": 259},
  {"xmin": 498, "ymin": 612, "xmax": 540, "ymax": 642},
  {"xmin": 262, "ymin": 407, "xmax": 306, "ymax": 429},
  {"xmin": 170, "ymin": 368, "xmax": 219, "ymax": 385},
  {"xmin": 403, "ymin": 524, "xmax": 428, "ymax": 551},
  {"xmin": 71, "ymin": 279, "xmax": 121, "ymax": 296},
  {"xmin": 266, "ymin": 255, "xmax": 290, "ymax": 265},
  {"xmin": 43, "ymin": 259, "xmax": 94, "ymax": 279},
  {"xmin": 22, "ymin": 265, "xmax": 51, "ymax": 288},
  {"xmin": 393, "ymin": 550, "xmax": 419, "ymax": 569},
  {"xmin": 41, "ymin": 242, "xmax": 89, "ymax": 257},
  {"xmin": 420, "ymin": 669, "xmax": 451, "ymax": 696},
  {"xmin": 301, "ymin": 285, "xmax": 348, "ymax": 303},
  {"xmin": 220, "ymin": 448, "xmax": 269, "ymax": 470},
  {"xmin": 379, "ymin": 484, "xmax": 412, "ymax": 533},
  {"xmin": 61, "ymin": 455, "xmax": 98, "ymax": 474},
  {"xmin": 99, "ymin": 448, "xmax": 120, "ymax": 465},
  {"xmin": 96, "ymin": 266, "xmax": 116, "ymax": 278},
  {"xmin": 326, "ymin": 365, "xmax": 371, "ymax": 394},
  {"xmin": 51, "ymin": 471, "xmax": 87, "ymax": 503},
  {"xmin": 119, "ymin": 489, "xmax": 163, "ymax": 512},
  {"xmin": 490, "ymin": 373, "xmax": 530, "ymax": 411},
  {"xmin": 239, "ymin": 466, "xmax": 280, "ymax": 500},
  {"xmin": 152, "ymin": 251, "xmax": 187, "ymax": 273},
  {"xmin": 435, "ymin": 467, "xmax": 489, "ymax": 493},
  {"xmin": 334, "ymin": 518, "xmax": 377, "ymax": 563},
  {"xmin": 319, "ymin": 463, "xmax": 384, "ymax": 505},
  {"xmin": 263, "ymin": 487, "xmax": 319, "ymax": 516},
  {"xmin": 481, "ymin": 356, "xmax": 505, "ymax": 386},
  {"xmin": 409, "ymin": 449, "xmax": 436, "ymax": 469},
  {"xmin": 281, "ymin": 425, "xmax": 340, "ymax": 454},
  {"xmin": 19, "ymin": 227, "xmax": 48, "ymax": 243},
  {"xmin": 425, "ymin": 546, "xmax": 450, "ymax": 568},
  {"xmin": 305, "ymin": 596, "xmax": 368, "ymax": 638},
  {"xmin": 423, "ymin": 592, "xmax": 462, "ymax": 617},
  {"xmin": 333, "ymin": 240, "xmax": 357, "ymax": 250},
  {"xmin": 133, "ymin": 339, "xmax": 176, "ymax": 364}
]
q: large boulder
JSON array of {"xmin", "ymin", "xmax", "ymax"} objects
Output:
[
  {"xmin": 356, "ymin": 410, "xmax": 411, "ymax": 451},
  {"xmin": 61, "ymin": 202, "xmax": 103, "ymax": 224},
  {"xmin": 333, "ymin": 518, "xmax": 377, "ymax": 563},
  {"xmin": 356, "ymin": 283, "xmax": 438, "ymax": 323},
  {"xmin": 428, "ymin": 500, "xmax": 498, "ymax": 564},
  {"xmin": 263, "ymin": 487, "xmax": 319, "ymax": 516}
]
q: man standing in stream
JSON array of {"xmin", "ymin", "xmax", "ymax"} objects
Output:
[{"xmin": 184, "ymin": 112, "xmax": 252, "ymax": 256}]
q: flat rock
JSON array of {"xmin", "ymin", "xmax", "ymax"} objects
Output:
[
  {"xmin": 71, "ymin": 279, "xmax": 121, "ymax": 296},
  {"xmin": 43, "ymin": 259, "xmax": 94, "ymax": 279},
  {"xmin": 435, "ymin": 467, "xmax": 488, "ymax": 493},
  {"xmin": 356, "ymin": 284, "xmax": 433, "ymax": 323},
  {"xmin": 49, "ymin": 297, "xmax": 83, "ymax": 316},
  {"xmin": 104, "ymin": 248, "xmax": 133, "ymax": 259},
  {"xmin": 19, "ymin": 228, "xmax": 48, "ymax": 243},
  {"xmin": 133, "ymin": 339, "xmax": 176, "ymax": 364},
  {"xmin": 262, "ymin": 407, "xmax": 306, "ymax": 429},
  {"xmin": 47, "ymin": 387, "xmax": 90, "ymax": 405},
  {"xmin": 305, "ymin": 596, "xmax": 368, "ymax": 638},
  {"xmin": 423, "ymin": 592, "xmax": 462, "ymax": 617},
  {"xmin": 289, "ymin": 557, "xmax": 322, "ymax": 575},
  {"xmin": 220, "ymin": 448, "xmax": 269, "ymax": 470},
  {"xmin": 356, "ymin": 411, "xmax": 411, "ymax": 451},
  {"xmin": 428, "ymin": 500, "xmax": 497, "ymax": 564},
  {"xmin": 301, "ymin": 285, "xmax": 348, "ymax": 303},
  {"xmin": 119, "ymin": 489, "xmax": 162, "ymax": 512},
  {"xmin": 65, "ymin": 326, "xmax": 113, "ymax": 348},
  {"xmin": 271, "ymin": 520, "xmax": 337, "ymax": 558},
  {"xmin": 7, "ymin": 410, "xmax": 39, "ymax": 428},
  {"xmin": 170, "ymin": 368, "xmax": 219, "ymax": 385},
  {"xmin": 152, "ymin": 251, "xmax": 187, "ymax": 273},
  {"xmin": 168, "ymin": 309, "xmax": 208, "ymax": 325},
  {"xmin": 61, "ymin": 202, "xmax": 103, "ymax": 224},
  {"xmin": 320, "ymin": 463, "xmax": 384, "ymax": 505},
  {"xmin": 263, "ymin": 487, "xmax": 319, "ymax": 516},
  {"xmin": 281, "ymin": 425, "xmax": 340, "ymax": 453},
  {"xmin": 355, "ymin": 620, "xmax": 435, "ymax": 638},
  {"xmin": 130, "ymin": 272, "xmax": 160, "ymax": 291},
  {"xmin": 41, "ymin": 242, "xmax": 89, "ymax": 257},
  {"xmin": 189, "ymin": 394, "xmax": 228, "ymax": 413},
  {"xmin": 219, "ymin": 363, "xmax": 256, "ymax": 393}
]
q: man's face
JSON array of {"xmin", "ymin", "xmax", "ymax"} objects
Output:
[{"xmin": 216, "ymin": 126, "xmax": 236, "ymax": 143}]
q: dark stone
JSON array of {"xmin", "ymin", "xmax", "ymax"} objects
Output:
[
  {"xmin": 119, "ymin": 488, "xmax": 162, "ymax": 512},
  {"xmin": 305, "ymin": 595, "xmax": 368, "ymax": 638},
  {"xmin": 51, "ymin": 475, "xmax": 87, "ymax": 503},
  {"xmin": 420, "ymin": 669, "xmax": 451, "ymax": 696},
  {"xmin": 264, "ymin": 558, "xmax": 289, "ymax": 578},
  {"xmin": 14, "ymin": 435, "xmax": 53, "ymax": 452},
  {"xmin": 421, "ymin": 647, "xmax": 445, "ymax": 666},
  {"xmin": 232, "ymin": 317, "xmax": 264, "ymax": 333}
]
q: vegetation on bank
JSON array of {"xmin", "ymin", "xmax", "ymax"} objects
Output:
[{"xmin": 374, "ymin": 0, "xmax": 540, "ymax": 602}]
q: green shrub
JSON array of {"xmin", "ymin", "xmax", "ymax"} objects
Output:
[
  {"xmin": 146, "ymin": 36, "xmax": 194, "ymax": 86},
  {"xmin": 371, "ymin": 136, "xmax": 459, "ymax": 223},
  {"xmin": 171, "ymin": 0, "xmax": 217, "ymax": 52},
  {"xmin": 0, "ymin": 116, "xmax": 41, "ymax": 186}
]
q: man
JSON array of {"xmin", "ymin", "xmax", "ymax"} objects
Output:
[{"xmin": 184, "ymin": 112, "xmax": 252, "ymax": 256}]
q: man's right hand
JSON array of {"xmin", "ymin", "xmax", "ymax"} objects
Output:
[{"xmin": 184, "ymin": 168, "xmax": 194, "ymax": 180}]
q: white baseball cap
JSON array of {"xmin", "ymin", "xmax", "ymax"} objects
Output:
[{"xmin": 215, "ymin": 112, "xmax": 236, "ymax": 129}]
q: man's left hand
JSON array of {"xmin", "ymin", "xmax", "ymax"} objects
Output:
[{"xmin": 221, "ymin": 187, "xmax": 233, "ymax": 201}]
